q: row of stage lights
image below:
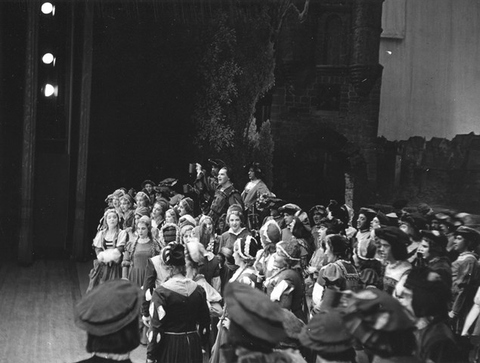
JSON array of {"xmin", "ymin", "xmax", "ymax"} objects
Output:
[{"xmin": 40, "ymin": 2, "xmax": 57, "ymax": 98}]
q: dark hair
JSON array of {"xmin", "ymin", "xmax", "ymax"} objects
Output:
[
  {"xmin": 220, "ymin": 166, "xmax": 232, "ymax": 180},
  {"xmin": 86, "ymin": 319, "xmax": 140, "ymax": 354},
  {"xmin": 247, "ymin": 162, "xmax": 264, "ymax": 180},
  {"xmin": 291, "ymin": 217, "xmax": 311, "ymax": 240},
  {"xmin": 326, "ymin": 234, "xmax": 351, "ymax": 260}
]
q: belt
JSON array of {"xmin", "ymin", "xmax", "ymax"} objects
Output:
[{"xmin": 164, "ymin": 330, "xmax": 197, "ymax": 335}]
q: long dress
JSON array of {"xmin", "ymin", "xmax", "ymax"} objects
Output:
[
  {"xmin": 147, "ymin": 275, "xmax": 210, "ymax": 363},
  {"xmin": 86, "ymin": 229, "xmax": 124, "ymax": 293},
  {"xmin": 123, "ymin": 237, "xmax": 160, "ymax": 287}
]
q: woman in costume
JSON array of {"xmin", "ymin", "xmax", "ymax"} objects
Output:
[
  {"xmin": 87, "ymin": 208, "xmax": 124, "ymax": 293},
  {"xmin": 241, "ymin": 162, "xmax": 270, "ymax": 231},
  {"xmin": 146, "ymin": 243, "xmax": 210, "ymax": 363}
]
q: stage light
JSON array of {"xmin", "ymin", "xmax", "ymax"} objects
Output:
[
  {"xmin": 43, "ymin": 84, "xmax": 58, "ymax": 97},
  {"xmin": 41, "ymin": 2, "xmax": 55, "ymax": 16},
  {"xmin": 42, "ymin": 53, "xmax": 56, "ymax": 65}
]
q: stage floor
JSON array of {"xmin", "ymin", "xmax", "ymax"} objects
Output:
[{"xmin": 0, "ymin": 259, "xmax": 147, "ymax": 363}]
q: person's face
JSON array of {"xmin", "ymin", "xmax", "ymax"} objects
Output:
[
  {"xmin": 248, "ymin": 168, "xmax": 256, "ymax": 180},
  {"xmin": 112, "ymin": 196, "xmax": 120, "ymax": 208},
  {"xmin": 136, "ymin": 196, "xmax": 147, "ymax": 207},
  {"xmin": 284, "ymin": 213, "xmax": 294, "ymax": 225},
  {"xmin": 417, "ymin": 239, "xmax": 431, "ymax": 259},
  {"xmin": 273, "ymin": 248, "xmax": 288, "ymax": 269},
  {"xmin": 371, "ymin": 217, "xmax": 381, "ymax": 230},
  {"xmin": 356, "ymin": 213, "xmax": 368, "ymax": 230},
  {"xmin": 183, "ymin": 228, "xmax": 193, "ymax": 244},
  {"xmin": 217, "ymin": 168, "xmax": 229, "ymax": 186},
  {"xmin": 325, "ymin": 241, "xmax": 335, "ymax": 263},
  {"xmin": 430, "ymin": 219, "xmax": 439, "ymax": 231},
  {"xmin": 178, "ymin": 203, "xmax": 187, "ymax": 216},
  {"xmin": 312, "ymin": 212, "xmax": 323, "ymax": 226},
  {"xmin": 137, "ymin": 222, "xmax": 149, "ymax": 238},
  {"xmin": 165, "ymin": 212, "xmax": 175, "ymax": 224},
  {"xmin": 378, "ymin": 238, "xmax": 394, "ymax": 262},
  {"xmin": 233, "ymin": 240, "xmax": 243, "ymax": 266},
  {"xmin": 120, "ymin": 199, "xmax": 131, "ymax": 213},
  {"xmin": 438, "ymin": 222, "xmax": 449, "ymax": 234},
  {"xmin": 204, "ymin": 218, "xmax": 213, "ymax": 234},
  {"xmin": 453, "ymin": 235, "xmax": 468, "ymax": 253},
  {"xmin": 152, "ymin": 204, "xmax": 162, "ymax": 219},
  {"xmin": 229, "ymin": 214, "xmax": 241, "ymax": 232},
  {"xmin": 106, "ymin": 211, "xmax": 118, "ymax": 228},
  {"xmin": 317, "ymin": 225, "xmax": 328, "ymax": 242},
  {"xmin": 144, "ymin": 184, "xmax": 153, "ymax": 193}
]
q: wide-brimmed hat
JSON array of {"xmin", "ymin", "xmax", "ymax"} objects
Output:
[{"xmin": 75, "ymin": 280, "xmax": 142, "ymax": 336}]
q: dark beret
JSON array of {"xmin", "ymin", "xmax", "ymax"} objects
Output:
[
  {"xmin": 299, "ymin": 310, "xmax": 353, "ymax": 353},
  {"xmin": 344, "ymin": 289, "xmax": 415, "ymax": 333},
  {"xmin": 419, "ymin": 229, "xmax": 448, "ymax": 252},
  {"xmin": 455, "ymin": 226, "xmax": 480, "ymax": 244},
  {"xmin": 74, "ymin": 280, "xmax": 142, "ymax": 336},
  {"xmin": 359, "ymin": 207, "xmax": 377, "ymax": 221},
  {"xmin": 224, "ymin": 282, "xmax": 287, "ymax": 345},
  {"xmin": 375, "ymin": 226, "xmax": 410, "ymax": 246}
]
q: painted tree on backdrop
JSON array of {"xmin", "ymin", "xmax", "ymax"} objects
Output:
[{"xmin": 191, "ymin": 1, "xmax": 310, "ymax": 188}]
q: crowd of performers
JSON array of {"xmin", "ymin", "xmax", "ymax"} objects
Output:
[{"xmin": 81, "ymin": 158, "xmax": 480, "ymax": 363}]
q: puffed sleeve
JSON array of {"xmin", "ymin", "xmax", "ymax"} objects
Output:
[
  {"xmin": 317, "ymin": 263, "xmax": 344, "ymax": 287},
  {"xmin": 92, "ymin": 230, "xmax": 104, "ymax": 250},
  {"xmin": 117, "ymin": 229, "xmax": 129, "ymax": 248}
]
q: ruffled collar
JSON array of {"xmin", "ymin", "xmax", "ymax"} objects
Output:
[{"xmin": 228, "ymin": 227, "xmax": 245, "ymax": 236}]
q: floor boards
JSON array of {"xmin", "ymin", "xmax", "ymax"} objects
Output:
[{"xmin": 0, "ymin": 259, "xmax": 146, "ymax": 363}]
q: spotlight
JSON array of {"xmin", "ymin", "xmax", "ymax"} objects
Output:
[
  {"xmin": 43, "ymin": 83, "xmax": 58, "ymax": 97},
  {"xmin": 42, "ymin": 53, "xmax": 56, "ymax": 65},
  {"xmin": 41, "ymin": 2, "xmax": 55, "ymax": 16}
]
